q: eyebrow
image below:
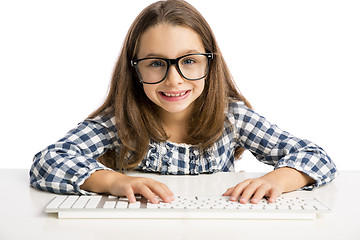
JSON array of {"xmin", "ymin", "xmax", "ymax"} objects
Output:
[{"xmin": 142, "ymin": 49, "xmax": 202, "ymax": 59}]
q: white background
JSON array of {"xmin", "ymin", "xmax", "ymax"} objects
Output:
[{"xmin": 0, "ymin": 0, "xmax": 359, "ymax": 171}]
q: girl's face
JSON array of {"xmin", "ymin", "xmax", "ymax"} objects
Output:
[{"xmin": 137, "ymin": 23, "xmax": 206, "ymax": 120}]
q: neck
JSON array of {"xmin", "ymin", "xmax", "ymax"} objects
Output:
[
  {"xmin": 160, "ymin": 111, "xmax": 189, "ymax": 126},
  {"xmin": 158, "ymin": 106, "xmax": 193, "ymax": 143}
]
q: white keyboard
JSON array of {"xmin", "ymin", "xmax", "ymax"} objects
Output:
[{"xmin": 45, "ymin": 195, "xmax": 330, "ymax": 220}]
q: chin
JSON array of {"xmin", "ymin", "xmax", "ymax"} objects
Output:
[{"xmin": 158, "ymin": 102, "xmax": 193, "ymax": 115}]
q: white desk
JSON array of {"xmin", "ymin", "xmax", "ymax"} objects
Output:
[{"xmin": 1, "ymin": 169, "xmax": 359, "ymax": 240}]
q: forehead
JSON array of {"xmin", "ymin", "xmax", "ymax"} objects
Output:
[{"xmin": 137, "ymin": 23, "xmax": 205, "ymax": 59}]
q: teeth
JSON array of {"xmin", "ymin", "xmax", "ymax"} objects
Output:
[{"xmin": 163, "ymin": 91, "xmax": 187, "ymax": 97}]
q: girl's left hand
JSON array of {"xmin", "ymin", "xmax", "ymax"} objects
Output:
[{"xmin": 222, "ymin": 175, "xmax": 284, "ymax": 204}]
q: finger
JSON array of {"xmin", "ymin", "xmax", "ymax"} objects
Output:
[
  {"xmin": 134, "ymin": 184, "xmax": 159, "ymax": 204},
  {"xmin": 239, "ymin": 181, "xmax": 262, "ymax": 204},
  {"xmin": 146, "ymin": 180, "xmax": 175, "ymax": 203},
  {"xmin": 250, "ymin": 184, "xmax": 269, "ymax": 204},
  {"xmin": 230, "ymin": 180, "xmax": 251, "ymax": 202},
  {"xmin": 267, "ymin": 188, "xmax": 282, "ymax": 203},
  {"xmin": 222, "ymin": 187, "xmax": 235, "ymax": 196},
  {"xmin": 123, "ymin": 186, "xmax": 136, "ymax": 203}
]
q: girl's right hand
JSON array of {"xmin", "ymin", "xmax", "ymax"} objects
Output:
[
  {"xmin": 108, "ymin": 173, "xmax": 175, "ymax": 204},
  {"xmin": 81, "ymin": 170, "xmax": 174, "ymax": 204}
]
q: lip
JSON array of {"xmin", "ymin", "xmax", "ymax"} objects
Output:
[{"xmin": 158, "ymin": 90, "xmax": 191, "ymax": 102}]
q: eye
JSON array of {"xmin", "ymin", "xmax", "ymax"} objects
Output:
[
  {"xmin": 181, "ymin": 58, "xmax": 196, "ymax": 65},
  {"xmin": 148, "ymin": 60, "xmax": 166, "ymax": 68}
]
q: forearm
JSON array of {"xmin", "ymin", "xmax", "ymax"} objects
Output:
[
  {"xmin": 262, "ymin": 167, "xmax": 316, "ymax": 193},
  {"xmin": 80, "ymin": 169, "xmax": 123, "ymax": 194},
  {"xmin": 30, "ymin": 149, "xmax": 112, "ymax": 194}
]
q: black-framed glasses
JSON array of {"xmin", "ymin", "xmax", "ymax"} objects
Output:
[{"xmin": 130, "ymin": 53, "xmax": 213, "ymax": 84}]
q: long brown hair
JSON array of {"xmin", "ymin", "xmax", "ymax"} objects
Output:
[{"xmin": 90, "ymin": 0, "xmax": 252, "ymax": 170}]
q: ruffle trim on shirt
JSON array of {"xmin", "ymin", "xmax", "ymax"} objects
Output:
[{"xmin": 136, "ymin": 140, "xmax": 221, "ymax": 175}]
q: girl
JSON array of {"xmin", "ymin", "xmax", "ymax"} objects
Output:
[{"xmin": 30, "ymin": 0, "xmax": 337, "ymax": 204}]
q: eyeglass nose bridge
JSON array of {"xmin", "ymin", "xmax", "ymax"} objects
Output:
[{"xmin": 164, "ymin": 58, "xmax": 185, "ymax": 80}]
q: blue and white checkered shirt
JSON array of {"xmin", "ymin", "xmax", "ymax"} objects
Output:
[{"xmin": 29, "ymin": 100, "xmax": 337, "ymax": 194}]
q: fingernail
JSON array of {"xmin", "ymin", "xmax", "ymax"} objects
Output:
[{"xmin": 230, "ymin": 196, "xmax": 236, "ymax": 201}]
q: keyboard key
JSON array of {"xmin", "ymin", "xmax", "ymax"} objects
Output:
[
  {"xmin": 277, "ymin": 204, "xmax": 290, "ymax": 210},
  {"xmin": 128, "ymin": 201, "xmax": 141, "ymax": 209},
  {"xmin": 210, "ymin": 204, "xmax": 224, "ymax": 209},
  {"xmin": 107, "ymin": 195, "xmax": 119, "ymax": 199},
  {"xmin": 116, "ymin": 201, "xmax": 129, "ymax": 209},
  {"xmin": 59, "ymin": 196, "xmax": 79, "ymax": 209},
  {"xmin": 147, "ymin": 203, "xmax": 160, "ymax": 209},
  {"xmin": 85, "ymin": 195, "xmax": 102, "ymax": 209},
  {"xmin": 302, "ymin": 204, "xmax": 316, "ymax": 210},
  {"xmin": 72, "ymin": 196, "xmax": 90, "ymax": 209},
  {"xmin": 103, "ymin": 201, "xmax": 116, "ymax": 209},
  {"xmin": 252, "ymin": 204, "xmax": 265, "ymax": 210},
  {"xmin": 185, "ymin": 204, "xmax": 198, "ymax": 209},
  {"xmin": 289, "ymin": 204, "xmax": 303, "ymax": 210},
  {"xmin": 264, "ymin": 204, "xmax": 277, "ymax": 210},
  {"xmin": 47, "ymin": 196, "xmax": 67, "ymax": 209},
  {"xmin": 313, "ymin": 203, "xmax": 329, "ymax": 211}
]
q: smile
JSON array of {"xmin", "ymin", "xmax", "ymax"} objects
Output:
[
  {"xmin": 161, "ymin": 91, "xmax": 188, "ymax": 97},
  {"xmin": 159, "ymin": 90, "xmax": 191, "ymax": 101}
]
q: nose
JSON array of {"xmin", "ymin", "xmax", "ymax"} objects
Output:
[{"xmin": 164, "ymin": 65, "xmax": 185, "ymax": 86}]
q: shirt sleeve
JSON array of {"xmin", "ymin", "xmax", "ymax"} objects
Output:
[
  {"xmin": 231, "ymin": 101, "xmax": 338, "ymax": 190},
  {"xmin": 29, "ymin": 114, "xmax": 119, "ymax": 195}
]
